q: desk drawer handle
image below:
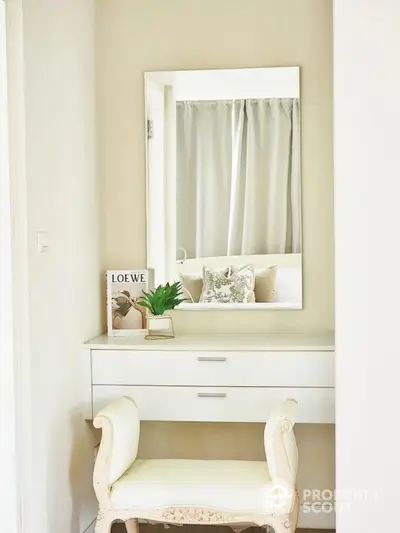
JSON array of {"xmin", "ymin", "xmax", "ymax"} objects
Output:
[
  {"xmin": 197, "ymin": 356, "xmax": 227, "ymax": 362},
  {"xmin": 197, "ymin": 392, "xmax": 227, "ymax": 398}
]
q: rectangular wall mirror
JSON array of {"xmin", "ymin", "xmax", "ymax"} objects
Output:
[{"xmin": 144, "ymin": 67, "xmax": 303, "ymax": 310}]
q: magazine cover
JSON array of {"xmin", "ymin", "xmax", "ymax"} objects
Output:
[{"xmin": 107, "ymin": 269, "xmax": 154, "ymax": 336}]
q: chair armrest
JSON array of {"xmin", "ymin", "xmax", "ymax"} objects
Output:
[
  {"xmin": 93, "ymin": 396, "xmax": 140, "ymax": 507},
  {"xmin": 264, "ymin": 399, "xmax": 298, "ymax": 490}
]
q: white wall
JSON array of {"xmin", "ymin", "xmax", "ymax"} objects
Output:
[
  {"xmin": 6, "ymin": 1, "xmax": 102, "ymax": 532},
  {"xmin": 334, "ymin": 1, "xmax": 400, "ymax": 532},
  {"xmin": 0, "ymin": 2, "xmax": 18, "ymax": 532}
]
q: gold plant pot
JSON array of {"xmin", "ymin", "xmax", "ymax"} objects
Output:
[{"xmin": 145, "ymin": 315, "xmax": 175, "ymax": 340}]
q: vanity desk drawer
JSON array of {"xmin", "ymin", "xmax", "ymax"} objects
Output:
[
  {"xmin": 85, "ymin": 334, "xmax": 335, "ymax": 423},
  {"xmin": 92, "ymin": 385, "xmax": 334, "ymax": 423},
  {"xmin": 91, "ymin": 349, "xmax": 334, "ymax": 387}
]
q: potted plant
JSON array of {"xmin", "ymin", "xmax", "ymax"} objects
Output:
[{"xmin": 138, "ymin": 281, "xmax": 185, "ymax": 339}]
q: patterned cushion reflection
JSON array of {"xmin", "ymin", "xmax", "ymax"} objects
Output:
[{"xmin": 199, "ymin": 264, "xmax": 255, "ymax": 304}]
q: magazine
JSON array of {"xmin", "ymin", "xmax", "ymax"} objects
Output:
[{"xmin": 106, "ymin": 269, "xmax": 154, "ymax": 336}]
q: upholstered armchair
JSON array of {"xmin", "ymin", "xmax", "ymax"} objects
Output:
[{"xmin": 93, "ymin": 397, "xmax": 299, "ymax": 533}]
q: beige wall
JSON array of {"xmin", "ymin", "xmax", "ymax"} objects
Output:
[
  {"xmin": 97, "ymin": 0, "xmax": 334, "ymax": 335},
  {"xmin": 96, "ymin": 0, "xmax": 335, "ymax": 523}
]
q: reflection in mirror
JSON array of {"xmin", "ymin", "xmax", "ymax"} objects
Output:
[{"xmin": 145, "ymin": 67, "xmax": 302, "ymax": 309}]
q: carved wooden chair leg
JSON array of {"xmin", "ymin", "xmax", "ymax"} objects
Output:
[
  {"xmin": 271, "ymin": 519, "xmax": 290, "ymax": 533},
  {"xmin": 125, "ymin": 518, "xmax": 139, "ymax": 533},
  {"xmin": 289, "ymin": 490, "xmax": 300, "ymax": 532},
  {"xmin": 94, "ymin": 513, "xmax": 112, "ymax": 533}
]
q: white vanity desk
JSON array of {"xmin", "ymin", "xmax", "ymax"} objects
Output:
[{"xmin": 84, "ymin": 333, "xmax": 335, "ymax": 423}]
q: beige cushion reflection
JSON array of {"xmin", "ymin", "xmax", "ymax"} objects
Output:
[
  {"xmin": 179, "ymin": 273, "xmax": 203, "ymax": 302},
  {"xmin": 254, "ymin": 265, "xmax": 277, "ymax": 302}
]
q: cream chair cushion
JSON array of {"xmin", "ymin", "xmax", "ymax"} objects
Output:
[{"xmin": 110, "ymin": 458, "xmax": 293, "ymax": 514}]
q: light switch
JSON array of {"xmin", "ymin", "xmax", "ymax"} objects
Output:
[{"xmin": 37, "ymin": 230, "xmax": 50, "ymax": 253}]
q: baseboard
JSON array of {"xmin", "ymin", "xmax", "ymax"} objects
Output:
[{"xmin": 298, "ymin": 503, "xmax": 335, "ymax": 529}]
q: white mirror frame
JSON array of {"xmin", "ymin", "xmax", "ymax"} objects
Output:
[{"xmin": 144, "ymin": 67, "xmax": 303, "ymax": 311}]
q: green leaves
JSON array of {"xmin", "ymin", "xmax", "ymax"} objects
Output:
[{"xmin": 138, "ymin": 281, "xmax": 185, "ymax": 316}]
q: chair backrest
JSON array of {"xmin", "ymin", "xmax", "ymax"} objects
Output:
[
  {"xmin": 93, "ymin": 396, "xmax": 140, "ymax": 488},
  {"xmin": 264, "ymin": 398, "xmax": 298, "ymax": 488}
]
